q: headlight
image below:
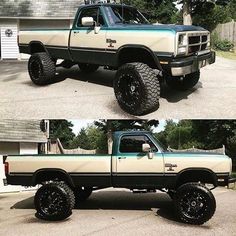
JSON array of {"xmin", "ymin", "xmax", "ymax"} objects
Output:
[{"xmin": 178, "ymin": 47, "xmax": 187, "ymax": 54}]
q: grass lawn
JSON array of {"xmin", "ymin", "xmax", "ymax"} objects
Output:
[{"xmin": 215, "ymin": 50, "xmax": 236, "ymax": 60}]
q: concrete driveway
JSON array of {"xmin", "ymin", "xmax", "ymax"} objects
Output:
[
  {"xmin": 0, "ymin": 188, "xmax": 235, "ymax": 236},
  {"xmin": 0, "ymin": 56, "xmax": 235, "ymax": 119}
]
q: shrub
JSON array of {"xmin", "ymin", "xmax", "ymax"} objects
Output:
[{"xmin": 214, "ymin": 39, "xmax": 234, "ymax": 51}]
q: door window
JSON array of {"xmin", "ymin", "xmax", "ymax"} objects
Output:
[
  {"xmin": 77, "ymin": 7, "xmax": 105, "ymax": 27},
  {"xmin": 119, "ymin": 135, "xmax": 158, "ymax": 153}
]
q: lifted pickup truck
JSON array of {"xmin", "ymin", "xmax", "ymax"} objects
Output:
[
  {"xmin": 4, "ymin": 131, "xmax": 235, "ymax": 224},
  {"xmin": 19, "ymin": 3, "xmax": 215, "ymax": 115}
]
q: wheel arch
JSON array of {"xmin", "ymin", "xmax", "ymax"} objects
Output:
[
  {"xmin": 29, "ymin": 41, "xmax": 48, "ymax": 55},
  {"xmin": 32, "ymin": 168, "xmax": 75, "ymax": 188},
  {"xmin": 116, "ymin": 44, "xmax": 162, "ymax": 71},
  {"xmin": 175, "ymin": 168, "xmax": 218, "ymax": 188}
]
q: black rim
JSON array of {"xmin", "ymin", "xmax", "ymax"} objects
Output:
[
  {"xmin": 30, "ymin": 59, "xmax": 42, "ymax": 80},
  {"xmin": 179, "ymin": 189, "xmax": 208, "ymax": 220},
  {"xmin": 117, "ymin": 73, "xmax": 143, "ymax": 111},
  {"xmin": 39, "ymin": 188, "xmax": 65, "ymax": 216}
]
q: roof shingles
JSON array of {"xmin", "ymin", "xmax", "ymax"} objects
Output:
[
  {"xmin": 0, "ymin": 120, "xmax": 47, "ymax": 143},
  {"xmin": 0, "ymin": 0, "xmax": 84, "ymax": 17}
]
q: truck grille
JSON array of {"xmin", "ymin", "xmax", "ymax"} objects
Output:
[{"xmin": 188, "ymin": 33, "xmax": 209, "ymax": 54}]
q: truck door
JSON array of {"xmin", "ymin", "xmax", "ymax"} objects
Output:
[
  {"xmin": 69, "ymin": 6, "xmax": 107, "ymax": 65},
  {"xmin": 113, "ymin": 134, "xmax": 164, "ymax": 188}
]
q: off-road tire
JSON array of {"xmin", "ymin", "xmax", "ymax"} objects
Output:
[
  {"xmin": 34, "ymin": 182, "xmax": 75, "ymax": 221},
  {"xmin": 174, "ymin": 182, "xmax": 216, "ymax": 225},
  {"xmin": 166, "ymin": 70, "xmax": 200, "ymax": 91},
  {"xmin": 78, "ymin": 63, "xmax": 99, "ymax": 73},
  {"xmin": 74, "ymin": 187, "xmax": 93, "ymax": 206},
  {"xmin": 114, "ymin": 63, "xmax": 160, "ymax": 115},
  {"xmin": 28, "ymin": 52, "xmax": 56, "ymax": 85}
]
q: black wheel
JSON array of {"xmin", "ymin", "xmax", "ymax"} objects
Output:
[
  {"xmin": 175, "ymin": 183, "xmax": 216, "ymax": 225},
  {"xmin": 78, "ymin": 63, "xmax": 99, "ymax": 73},
  {"xmin": 114, "ymin": 63, "xmax": 160, "ymax": 116},
  {"xmin": 166, "ymin": 70, "xmax": 200, "ymax": 91},
  {"xmin": 74, "ymin": 187, "xmax": 93, "ymax": 205},
  {"xmin": 28, "ymin": 52, "xmax": 56, "ymax": 85},
  {"xmin": 34, "ymin": 182, "xmax": 75, "ymax": 221}
]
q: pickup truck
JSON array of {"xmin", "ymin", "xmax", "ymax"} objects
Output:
[
  {"xmin": 19, "ymin": 3, "xmax": 215, "ymax": 116},
  {"xmin": 4, "ymin": 131, "xmax": 235, "ymax": 224}
]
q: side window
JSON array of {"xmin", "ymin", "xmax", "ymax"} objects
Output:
[
  {"xmin": 77, "ymin": 8, "xmax": 105, "ymax": 27},
  {"xmin": 119, "ymin": 135, "xmax": 158, "ymax": 153}
]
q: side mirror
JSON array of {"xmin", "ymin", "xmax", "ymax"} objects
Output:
[
  {"xmin": 142, "ymin": 143, "xmax": 154, "ymax": 159},
  {"xmin": 142, "ymin": 143, "xmax": 151, "ymax": 153},
  {"xmin": 81, "ymin": 17, "xmax": 94, "ymax": 27}
]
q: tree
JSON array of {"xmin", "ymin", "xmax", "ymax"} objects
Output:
[
  {"xmin": 177, "ymin": 0, "xmax": 230, "ymax": 25},
  {"xmin": 49, "ymin": 120, "xmax": 75, "ymax": 148},
  {"xmin": 123, "ymin": 0, "xmax": 178, "ymax": 23},
  {"xmin": 94, "ymin": 120, "xmax": 159, "ymax": 153}
]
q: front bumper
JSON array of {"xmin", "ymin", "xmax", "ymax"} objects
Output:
[{"xmin": 160, "ymin": 51, "xmax": 216, "ymax": 77}]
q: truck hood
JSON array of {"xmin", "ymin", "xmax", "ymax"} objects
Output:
[{"xmin": 111, "ymin": 24, "xmax": 207, "ymax": 33}]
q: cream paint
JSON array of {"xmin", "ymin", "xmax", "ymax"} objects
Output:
[
  {"xmin": 19, "ymin": 31, "xmax": 70, "ymax": 47},
  {"xmin": 70, "ymin": 28, "xmax": 107, "ymax": 49},
  {"xmin": 164, "ymin": 155, "xmax": 231, "ymax": 174},
  {"xmin": 106, "ymin": 30, "xmax": 175, "ymax": 52},
  {"xmin": 19, "ymin": 29, "xmax": 176, "ymax": 53},
  {"xmin": 7, "ymin": 154, "xmax": 231, "ymax": 175},
  {"xmin": 115, "ymin": 154, "xmax": 164, "ymax": 173},
  {"xmin": 7, "ymin": 155, "xmax": 111, "ymax": 174}
]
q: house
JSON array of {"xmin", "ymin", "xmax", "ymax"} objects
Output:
[
  {"xmin": 0, "ymin": 119, "xmax": 49, "ymax": 192},
  {"xmin": 0, "ymin": 0, "xmax": 84, "ymax": 59}
]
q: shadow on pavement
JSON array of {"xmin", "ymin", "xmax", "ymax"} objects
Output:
[
  {"xmin": 11, "ymin": 191, "xmax": 173, "ymax": 211},
  {"xmin": 160, "ymin": 81, "xmax": 203, "ymax": 104},
  {"xmin": 53, "ymin": 67, "xmax": 114, "ymax": 88}
]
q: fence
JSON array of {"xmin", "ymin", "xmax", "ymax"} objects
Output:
[
  {"xmin": 169, "ymin": 145, "xmax": 225, "ymax": 155},
  {"xmin": 49, "ymin": 138, "xmax": 96, "ymax": 155},
  {"xmin": 213, "ymin": 20, "xmax": 236, "ymax": 47}
]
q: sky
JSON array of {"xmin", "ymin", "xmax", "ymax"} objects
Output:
[{"xmin": 69, "ymin": 120, "xmax": 179, "ymax": 135}]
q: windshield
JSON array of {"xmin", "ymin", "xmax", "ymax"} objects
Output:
[
  {"xmin": 152, "ymin": 135, "xmax": 171, "ymax": 152},
  {"xmin": 104, "ymin": 6, "xmax": 150, "ymax": 25}
]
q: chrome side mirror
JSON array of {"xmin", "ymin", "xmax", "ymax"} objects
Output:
[{"xmin": 81, "ymin": 17, "xmax": 94, "ymax": 27}]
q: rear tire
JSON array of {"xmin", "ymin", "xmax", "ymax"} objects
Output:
[
  {"xmin": 114, "ymin": 63, "xmax": 160, "ymax": 116},
  {"xmin": 174, "ymin": 182, "xmax": 216, "ymax": 225},
  {"xmin": 34, "ymin": 182, "xmax": 75, "ymax": 221},
  {"xmin": 78, "ymin": 63, "xmax": 99, "ymax": 73},
  {"xmin": 28, "ymin": 52, "xmax": 56, "ymax": 85},
  {"xmin": 166, "ymin": 70, "xmax": 200, "ymax": 91}
]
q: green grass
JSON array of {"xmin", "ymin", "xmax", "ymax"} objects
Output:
[{"xmin": 215, "ymin": 50, "xmax": 236, "ymax": 60}]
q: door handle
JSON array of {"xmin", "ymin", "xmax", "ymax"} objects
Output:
[
  {"xmin": 73, "ymin": 31, "xmax": 79, "ymax": 34},
  {"xmin": 118, "ymin": 157, "xmax": 127, "ymax": 160}
]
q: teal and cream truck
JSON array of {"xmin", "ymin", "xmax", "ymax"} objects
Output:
[
  {"xmin": 19, "ymin": 3, "xmax": 215, "ymax": 115},
  {"xmin": 4, "ymin": 131, "xmax": 235, "ymax": 224}
]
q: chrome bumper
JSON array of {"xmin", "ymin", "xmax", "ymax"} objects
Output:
[{"xmin": 170, "ymin": 51, "xmax": 216, "ymax": 76}]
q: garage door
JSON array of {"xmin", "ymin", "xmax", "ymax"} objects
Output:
[{"xmin": 0, "ymin": 26, "xmax": 19, "ymax": 59}]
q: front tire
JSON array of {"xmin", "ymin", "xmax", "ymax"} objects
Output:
[
  {"xmin": 28, "ymin": 52, "xmax": 56, "ymax": 85},
  {"xmin": 78, "ymin": 63, "xmax": 99, "ymax": 73},
  {"xmin": 166, "ymin": 70, "xmax": 200, "ymax": 91},
  {"xmin": 174, "ymin": 182, "xmax": 216, "ymax": 225},
  {"xmin": 114, "ymin": 63, "xmax": 160, "ymax": 116},
  {"xmin": 34, "ymin": 182, "xmax": 75, "ymax": 221}
]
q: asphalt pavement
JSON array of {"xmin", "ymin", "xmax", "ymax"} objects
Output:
[
  {"xmin": 0, "ymin": 56, "xmax": 235, "ymax": 119},
  {"xmin": 0, "ymin": 187, "xmax": 235, "ymax": 236}
]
